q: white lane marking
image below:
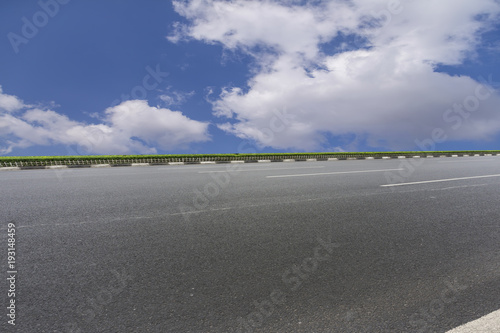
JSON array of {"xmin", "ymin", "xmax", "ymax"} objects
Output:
[
  {"xmin": 446, "ymin": 309, "xmax": 500, "ymax": 332},
  {"xmin": 381, "ymin": 174, "xmax": 500, "ymax": 187},
  {"xmin": 157, "ymin": 166, "xmax": 215, "ymax": 170},
  {"xmin": 430, "ymin": 183, "xmax": 489, "ymax": 191},
  {"xmin": 170, "ymin": 207, "xmax": 233, "ymax": 215},
  {"xmin": 198, "ymin": 166, "xmax": 325, "ymax": 174},
  {"xmin": 438, "ymin": 158, "xmax": 497, "ymax": 163},
  {"xmin": 266, "ymin": 168, "xmax": 403, "ymax": 178}
]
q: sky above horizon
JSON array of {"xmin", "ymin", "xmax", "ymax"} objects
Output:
[{"xmin": 1, "ymin": 0, "xmax": 500, "ymax": 156}]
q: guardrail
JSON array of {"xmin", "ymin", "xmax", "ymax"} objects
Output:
[{"xmin": 0, "ymin": 151, "xmax": 499, "ymax": 167}]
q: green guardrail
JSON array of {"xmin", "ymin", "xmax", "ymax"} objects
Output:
[{"xmin": 0, "ymin": 151, "xmax": 498, "ymax": 167}]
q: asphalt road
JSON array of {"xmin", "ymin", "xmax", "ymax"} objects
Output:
[{"xmin": 1, "ymin": 157, "xmax": 499, "ymax": 332}]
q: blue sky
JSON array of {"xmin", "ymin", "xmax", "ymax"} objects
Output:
[{"xmin": 0, "ymin": 0, "xmax": 499, "ymax": 156}]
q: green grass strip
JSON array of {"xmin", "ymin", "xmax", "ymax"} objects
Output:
[{"xmin": 0, "ymin": 150, "xmax": 498, "ymax": 167}]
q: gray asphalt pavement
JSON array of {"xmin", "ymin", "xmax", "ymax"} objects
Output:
[{"xmin": 1, "ymin": 157, "xmax": 499, "ymax": 332}]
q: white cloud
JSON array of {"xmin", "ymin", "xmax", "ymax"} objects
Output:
[
  {"xmin": 0, "ymin": 86, "xmax": 24, "ymax": 113},
  {"xmin": 158, "ymin": 88, "xmax": 195, "ymax": 106},
  {"xmin": 171, "ymin": 0, "xmax": 500, "ymax": 150},
  {"xmin": 105, "ymin": 100, "xmax": 210, "ymax": 150},
  {"xmin": 170, "ymin": 0, "xmax": 356, "ymax": 58},
  {"xmin": 0, "ymin": 90, "xmax": 210, "ymax": 155}
]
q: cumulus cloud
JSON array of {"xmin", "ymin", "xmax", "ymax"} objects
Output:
[
  {"xmin": 0, "ymin": 91, "xmax": 210, "ymax": 155},
  {"xmin": 169, "ymin": 0, "xmax": 353, "ymax": 58},
  {"xmin": 0, "ymin": 86, "xmax": 24, "ymax": 113},
  {"xmin": 171, "ymin": 0, "xmax": 500, "ymax": 150},
  {"xmin": 105, "ymin": 100, "xmax": 210, "ymax": 150}
]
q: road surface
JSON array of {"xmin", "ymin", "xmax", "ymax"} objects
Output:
[{"xmin": 1, "ymin": 156, "xmax": 499, "ymax": 332}]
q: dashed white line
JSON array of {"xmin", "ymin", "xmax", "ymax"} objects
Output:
[
  {"xmin": 381, "ymin": 174, "xmax": 500, "ymax": 187},
  {"xmin": 438, "ymin": 158, "xmax": 497, "ymax": 163},
  {"xmin": 198, "ymin": 166, "xmax": 325, "ymax": 174},
  {"xmin": 429, "ymin": 183, "xmax": 489, "ymax": 191},
  {"xmin": 266, "ymin": 168, "xmax": 403, "ymax": 178}
]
